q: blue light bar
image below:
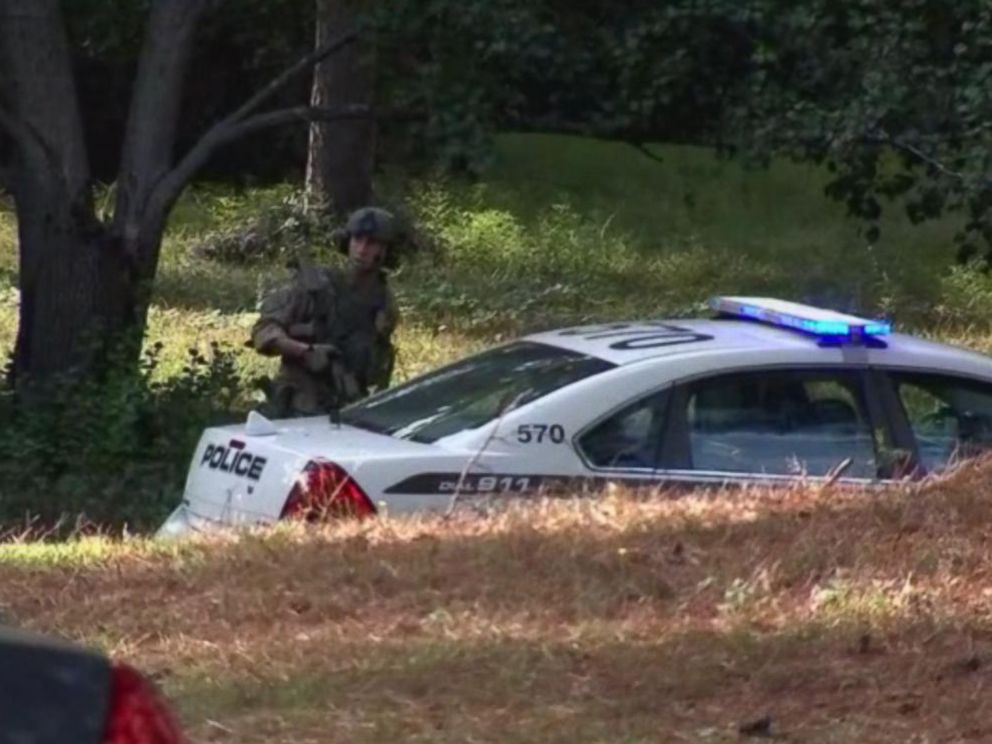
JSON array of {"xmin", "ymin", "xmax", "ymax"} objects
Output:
[{"xmin": 709, "ymin": 296, "xmax": 892, "ymax": 341}]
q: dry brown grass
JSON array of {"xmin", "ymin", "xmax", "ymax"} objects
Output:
[{"xmin": 5, "ymin": 464, "xmax": 992, "ymax": 742}]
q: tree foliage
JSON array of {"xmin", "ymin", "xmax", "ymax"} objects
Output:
[
  {"xmin": 734, "ymin": 0, "xmax": 992, "ymax": 257},
  {"xmin": 22, "ymin": 0, "xmax": 754, "ymax": 179},
  {"xmin": 61, "ymin": 0, "xmax": 314, "ymax": 181},
  {"xmin": 374, "ymin": 0, "xmax": 750, "ymax": 170},
  {"xmin": 373, "ymin": 0, "xmax": 992, "ymax": 258},
  {"xmin": 9, "ymin": 0, "xmax": 992, "ymax": 254}
]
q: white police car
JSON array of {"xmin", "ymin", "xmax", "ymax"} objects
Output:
[{"xmin": 158, "ymin": 297, "xmax": 992, "ymax": 537}]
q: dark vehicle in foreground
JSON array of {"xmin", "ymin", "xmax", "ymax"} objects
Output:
[{"xmin": 0, "ymin": 626, "xmax": 183, "ymax": 744}]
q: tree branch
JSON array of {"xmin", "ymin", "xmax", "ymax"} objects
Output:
[
  {"xmin": 113, "ymin": 0, "xmax": 213, "ymax": 239},
  {"xmin": 224, "ymin": 104, "xmax": 371, "ymax": 143},
  {"xmin": 0, "ymin": 0, "xmax": 91, "ymax": 202},
  {"xmin": 866, "ymin": 128, "xmax": 992, "ymax": 191},
  {"xmin": 224, "ymin": 29, "xmax": 358, "ymax": 129},
  {"xmin": 143, "ymin": 105, "xmax": 371, "ymax": 235},
  {"xmin": 132, "ymin": 28, "xmax": 360, "ymax": 241}
]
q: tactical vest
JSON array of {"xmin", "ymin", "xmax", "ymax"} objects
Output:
[{"xmin": 295, "ymin": 268, "xmax": 393, "ymax": 391}]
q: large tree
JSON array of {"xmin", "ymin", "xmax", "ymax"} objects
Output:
[{"xmin": 0, "ymin": 0, "xmax": 362, "ymax": 388}]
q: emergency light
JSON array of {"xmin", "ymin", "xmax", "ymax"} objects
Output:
[{"xmin": 709, "ymin": 296, "xmax": 892, "ymax": 342}]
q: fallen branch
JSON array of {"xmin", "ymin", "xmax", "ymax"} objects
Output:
[
  {"xmin": 628, "ymin": 142, "xmax": 665, "ymax": 165},
  {"xmin": 223, "ymin": 30, "xmax": 358, "ymax": 129}
]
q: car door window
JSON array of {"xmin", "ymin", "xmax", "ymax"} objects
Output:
[
  {"xmin": 890, "ymin": 373, "xmax": 992, "ymax": 471},
  {"xmin": 683, "ymin": 370, "xmax": 878, "ymax": 478},
  {"xmin": 579, "ymin": 392, "xmax": 667, "ymax": 470}
]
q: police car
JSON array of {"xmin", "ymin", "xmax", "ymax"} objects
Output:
[{"xmin": 158, "ymin": 297, "xmax": 992, "ymax": 537}]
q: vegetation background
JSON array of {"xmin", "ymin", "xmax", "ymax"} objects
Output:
[
  {"xmin": 4, "ymin": 1, "xmax": 992, "ymax": 740},
  {"xmin": 3, "ymin": 134, "xmax": 990, "ymax": 532}
]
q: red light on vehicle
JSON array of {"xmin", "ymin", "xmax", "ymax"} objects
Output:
[
  {"xmin": 280, "ymin": 460, "xmax": 377, "ymax": 521},
  {"xmin": 104, "ymin": 663, "xmax": 184, "ymax": 744}
]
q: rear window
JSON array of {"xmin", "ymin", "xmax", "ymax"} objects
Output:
[{"xmin": 341, "ymin": 342, "xmax": 614, "ymax": 443}]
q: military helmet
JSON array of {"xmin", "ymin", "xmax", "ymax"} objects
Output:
[{"xmin": 345, "ymin": 207, "xmax": 397, "ymax": 244}]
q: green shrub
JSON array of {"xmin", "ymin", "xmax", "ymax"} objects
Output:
[
  {"xmin": 0, "ymin": 342, "xmax": 242, "ymax": 535},
  {"xmin": 934, "ymin": 261, "xmax": 992, "ymax": 327},
  {"xmin": 190, "ymin": 190, "xmax": 339, "ymax": 266},
  {"xmin": 400, "ymin": 180, "xmax": 787, "ymax": 332}
]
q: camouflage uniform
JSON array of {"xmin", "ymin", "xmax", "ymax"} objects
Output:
[{"xmin": 251, "ymin": 208, "xmax": 399, "ymax": 418}]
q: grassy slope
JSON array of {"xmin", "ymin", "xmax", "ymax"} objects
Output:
[
  {"xmin": 484, "ymin": 135, "xmax": 960, "ymax": 305},
  {"xmin": 4, "ymin": 465, "xmax": 992, "ymax": 742}
]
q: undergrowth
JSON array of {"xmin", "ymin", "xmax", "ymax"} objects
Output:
[{"xmin": 0, "ymin": 342, "xmax": 240, "ymax": 533}]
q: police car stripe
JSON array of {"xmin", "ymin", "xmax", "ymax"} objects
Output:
[
  {"xmin": 383, "ymin": 472, "xmax": 709, "ymax": 496},
  {"xmin": 384, "ymin": 473, "xmax": 542, "ymax": 495}
]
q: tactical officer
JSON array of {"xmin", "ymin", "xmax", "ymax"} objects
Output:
[{"xmin": 250, "ymin": 206, "xmax": 400, "ymax": 418}]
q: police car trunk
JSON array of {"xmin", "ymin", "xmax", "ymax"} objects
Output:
[{"xmin": 158, "ymin": 412, "xmax": 474, "ymax": 535}]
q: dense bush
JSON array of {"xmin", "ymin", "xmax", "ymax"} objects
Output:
[
  {"xmin": 0, "ymin": 342, "xmax": 242, "ymax": 535},
  {"xmin": 400, "ymin": 179, "xmax": 784, "ymax": 331},
  {"xmin": 191, "ymin": 191, "xmax": 337, "ymax": 265},
  {"xmin": 934, "ymin": 262, "xmax": 992, "ymax": 327},
  {"xmin": 189, "ymin": 188, "xmax": 425, "ymax": 270}
]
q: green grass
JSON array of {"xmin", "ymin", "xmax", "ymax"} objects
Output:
[{"xmin": 463, "ymin": 134, "xmax": 963, "ymax": 309}]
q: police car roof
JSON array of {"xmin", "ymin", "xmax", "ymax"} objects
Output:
[
  {"xmin": 527, "ymin": 318, "xmax": 992, "ymax": 378},
  {"xmin": 529, "ymin": 319, "xmax": 826, "ymax": 364}
]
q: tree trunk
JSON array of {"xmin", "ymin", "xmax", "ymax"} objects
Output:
[
  {"xmin": 10, "ymin": 200, "xmax": 137, "ymax": 385},
  {"xmin": 305, "ymin": 0, "xmax": 376, "ymax": 214},
  {"xmin": 0, "ymin": 0, "xmax": 119, "ymax": 387},
  {"xmin": 1, "ymin": 0, "xmax": 207, "ymax": 387}
]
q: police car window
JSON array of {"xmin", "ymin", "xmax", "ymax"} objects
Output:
[
  {"xmin": 683, "ymin": 370, "xmax": 877, "ymax": 478},
  {"xmin": 891, "ymin": 373, "xmax": 992, "ymax": 472},
  {"xmin": 340, "ymin": 342, "xmax": 614, "ymax": 443},
  {"xmin": 579, "ymin": 392, "xmax": 667, "ymax": 470}
]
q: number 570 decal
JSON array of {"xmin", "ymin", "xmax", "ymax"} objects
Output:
[{"xmin": 517, "ymin": 424, "xmax": 566, "ymax": 444}]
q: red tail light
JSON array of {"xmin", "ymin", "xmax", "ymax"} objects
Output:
[
  {"xmin": 104, "ymin": 663, "xmax": 184, "ymax": 743},
  {"xmin": 280, "ymin": 460, "xmax": 377, "ymax": 521}
]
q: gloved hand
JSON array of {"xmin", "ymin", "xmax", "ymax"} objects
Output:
[
  {"xmin": 330, "ymin": 360, "xmax": 362, "ymax": 401},
  {"xmin": 301, "ymin": 343, "xmax": 339, "ymax": 373}
]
